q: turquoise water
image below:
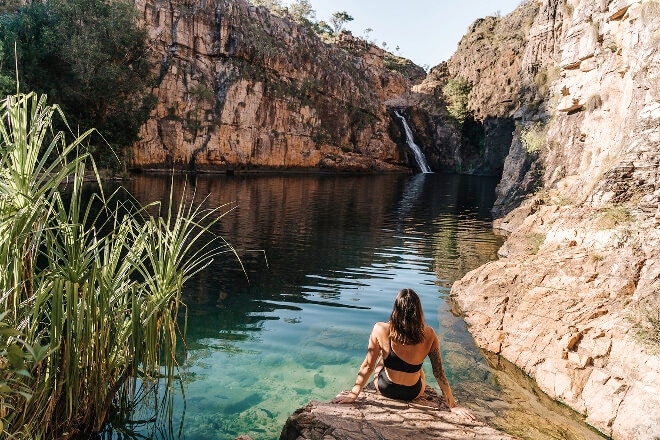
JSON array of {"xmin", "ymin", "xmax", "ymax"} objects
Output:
[{"xmin": 111, "ymin": 173, "xmax": 604, "ymax": 440}]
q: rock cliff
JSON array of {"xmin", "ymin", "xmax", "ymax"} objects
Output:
[
  {"xmin": 129, "ymin": 0, "xmax": 424, "ymax": 172},
  {"xmin": 129, "ymin": 0, "xmax": 660, "ymax": 438},
  {"xmin": 450, "ymin": 1, "xmax": 660, "ymax": 439},
  {"xmin": 407, "ymin": 2, "xmax": 539, "ymax": 177}
]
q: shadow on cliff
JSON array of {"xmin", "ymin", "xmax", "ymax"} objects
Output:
[{"xmin": 388, "ymin": 106, "xmax": 515, "ymax": 181}]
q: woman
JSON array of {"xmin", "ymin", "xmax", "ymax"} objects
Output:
[{"xmin": 332, "ymin": 288, "xmax": 475, "ymax": 420}]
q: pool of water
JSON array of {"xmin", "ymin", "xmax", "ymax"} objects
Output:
[{"xmin": 112, "ymin": 173, "xmax": 604, "ymax": 440}]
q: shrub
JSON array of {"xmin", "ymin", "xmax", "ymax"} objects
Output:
[
  {"xmin": 526, "ymin": 233, "xmax": 546, "ymax": 255},
  {"xmin": 0, "ymin": 0, "xmax": 155, "ymax": 169},
  {"xmin": 520, "ymin": 123, "xmax": 547, "ymax": 155},
  {"xmin": 0, "ymin": 92, "xmax": 228, "ymax": 437},
  {"xmin": 595, "ymin": 206, "xmax": 633, "ymax": 229},
  {"xmin": 533, "ymin": 65, "xmax": 560, "ymax": 97},
  {"xmin": 442, "ymin": 77, "xmax": 472, "ymax": 127},
  {"xmin": 311, "ymin": 126, "xmax": 331, "ymax": 145},
  {"xmin": 249, "ymin": 0, "xmax": 286, "ymax": 16},
  {"xmin": 586, "ymin": 94, "xmax": 603, "ymax": 112},
  {"xmin": 630, "ymin": 295, "xmax": 660, "ymax": 354},
  {"xmin": 189, "ymin": 83, "xmax": 214, "ymax": 103}
]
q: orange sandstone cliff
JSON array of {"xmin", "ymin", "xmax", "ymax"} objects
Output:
[{"xmin": 129, "ymin": 0, "xmax": 424, "ymax": 173}]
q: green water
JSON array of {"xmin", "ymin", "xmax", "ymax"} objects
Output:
[{"xmin": 112, "ymin": 173, "xmax": 604, "ymax": 440}]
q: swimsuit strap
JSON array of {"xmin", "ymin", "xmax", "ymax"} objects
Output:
[{"xmin": 383, "ymin": 347, "xmax": 423, "ymax": 373}]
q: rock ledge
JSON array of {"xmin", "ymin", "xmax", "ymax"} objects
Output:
[{"xmin": 279, "ymin": 385, "xmax": 516, "ymax": 440}]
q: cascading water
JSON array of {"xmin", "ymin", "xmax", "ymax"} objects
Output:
[{"xmin": 394, "ymin": 110, "xmax": 432, "ymax": 174}]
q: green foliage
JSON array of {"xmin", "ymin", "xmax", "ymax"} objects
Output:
[
  {"xmin": 189, "ymin": 83, "xmax": 214, "ymax": 103},
  {"xmin": 383, "ymin": 53, "xmax": 408, "ymax": 74},
  {"xmin": 311, "ymin": 126, "xmax": 331, "ymax": 145},
  {"xmin": 442, "ymin": 77, "xmax": 472, "ymax": 127},
  {"xmin": 0, "ymin": 41, "xmax": 15, "ymax": 96},
  {"xmin": 0, "ymin": 311, "xmax": 52, "ymax": 437},
  {"xmin": 526, "ymin": 233, "xmax": 546, "ymax": 255},
  {"xmin": 0, "ymin": 92, "xmax": 230, "ymax": 437},
  {"xmin": 0, "ymin": 0, "xmax": 20, "ymax": 15},
  {"xmin": 186, "ymin": 83, "xmax": 213, "ymax": 135},
  {"xmin": 0, "ymin": 0, "xmax": 155, "ymax": 170},
  {"xmin": 288, "ymin": 0, "xmax": 315, "ymax": 25},
  {"xmin": 249, "ymin": 0, "xmax": 285, "ymax": 16},
  {"xmin": 520, "ymin": 123, "xmax": 547, "ymax": 155},
  {"xmin": 313, "ymin": 20, "xmax": 334, "ymax": 38},
  {"xmin": 630, "ymin": 294, "xmax": 660, "ymax": 354},
  {"xmin": 595, "ymin": 206, "xmax": 633, "ymax": 229},
  {"xmin": 298, "ymin": 75, "xmax": 322, "ymax": 106},
  {"xmin": 330, "ymin": 11, "xmax": 353, "ymax": 33}
]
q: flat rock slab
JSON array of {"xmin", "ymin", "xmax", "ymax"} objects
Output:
[{"xmin": 280, "ymin": 385, "xmax": 517, "ymax": 440}]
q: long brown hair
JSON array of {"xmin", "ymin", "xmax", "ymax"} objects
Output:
[{"xmin": 389, "ymin": 288, "xmax": 425, "ymax": 345}]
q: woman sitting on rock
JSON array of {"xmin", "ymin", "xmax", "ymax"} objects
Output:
[{"xmin": 332, "ymin": 288, "xmax": 476, "ymax": 420}]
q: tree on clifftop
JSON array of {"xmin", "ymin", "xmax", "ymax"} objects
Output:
[
  {"xmin": 288, "ymin": 0, "xmax": 315, "ymax": 25},
  {"xmin": 330, "ymin": 10, "xmax": 353, "ymax": 33},
  {"xmin": 0, "ymin": 0, "xmax": 155, "ymax": 170}
]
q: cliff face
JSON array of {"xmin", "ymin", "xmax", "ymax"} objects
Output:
[
  {"xmin": 130, "ymin": 0, "xmax": 423, "ymax": 172},
  {"xmin": 129, "ymin": 0, "xmax": 660, "ymax": 437},
  {"xmin": 405, "ymin": 2, "xmax": 539, "ymax": 177},
  {"xmin": 450, "ymin": 1, "xmax": 660, "ymax": 439}
]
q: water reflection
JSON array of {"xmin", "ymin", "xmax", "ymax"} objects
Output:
[{"xmin": 112, "ymin": 173, "xmax": 602, "ymax": 440}]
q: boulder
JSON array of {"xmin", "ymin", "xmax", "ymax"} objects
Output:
[{"xmin": 279, "ymin": 384, "xmax": 517, "ymax": 440}]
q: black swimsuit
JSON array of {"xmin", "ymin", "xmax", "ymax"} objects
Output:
[{"xmin": 377, "ymin": 349, "xmax": 424, "ymax": 401}]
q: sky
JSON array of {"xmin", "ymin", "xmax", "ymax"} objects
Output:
[{"xmin": 283, "ymin": 0, "xmax": 525, "ymax": 68}]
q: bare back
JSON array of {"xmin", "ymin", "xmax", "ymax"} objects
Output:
[{"xmin": 373, "ymin": 322, "xmax": 437, "ymax": 386}]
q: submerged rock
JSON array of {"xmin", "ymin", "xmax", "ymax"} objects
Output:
[{"xmin": 279, "ymin": 384, "xmax": 516, "ymax": 440}]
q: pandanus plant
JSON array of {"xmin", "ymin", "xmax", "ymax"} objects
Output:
[{"xmin": 0, "ymin": 92, "xmax": 231, "ymax": 438}]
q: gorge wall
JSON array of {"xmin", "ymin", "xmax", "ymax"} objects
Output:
[
  {"xmin": 406, "ymin": 1, "xmax": 539, "ymax": 177},
  {"xmin": 127, "ymin": 0, "xmax": 660, "ymax": 438},
  {"xmin": 129, "ymin": 0, "xmax": 426, "ymax": 173},
  {"xmin": 449, "ymin": 1, "xmax": 660, "ymax": 439}
]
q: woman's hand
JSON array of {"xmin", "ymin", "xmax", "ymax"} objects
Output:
[
  {"xmin": 331, "ymin": 391, "xmax": 358, "ymax": 404},
  {"xmin": 450, "ymin": 405, "xmax": 477, "ymax": 421}
]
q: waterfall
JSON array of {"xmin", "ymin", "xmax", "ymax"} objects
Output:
[{"xmin": 394, "ymin": 111, "xmax": 432, "ymax": 174}]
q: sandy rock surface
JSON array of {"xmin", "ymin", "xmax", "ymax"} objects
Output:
[{"xmin": 279, "ymin": 385, "xmax": 517, "ymax": 440}]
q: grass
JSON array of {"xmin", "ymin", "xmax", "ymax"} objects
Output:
[
  {"xmin": 0, "ymin": 91, "xmax": 234, "ymax": 437},
  {"xmin": 533, "ymin": 65, "xmax": 560, "ymax": 98},
  {"xmin": 629, "ymin": 295, "xmax": 660, "ymax": 354},
  {"xmin": 556, "ymin": 196, "xmax": 574, "ymax": 206},
  {"xmin": 526, "ymin": 233, "xmax": 546, "ymax": 255},
  {"xmin": 595, "ymin": 206, "xmax": 633, "ymax": 230},
  {"xmin": 585, "ymin": 94, "xmax": 603, "ymax": 112}
]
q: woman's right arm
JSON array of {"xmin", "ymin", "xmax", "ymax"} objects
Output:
[{"xmin": 332, "ymin": 324, "xmax": 381, "ymax": 404}]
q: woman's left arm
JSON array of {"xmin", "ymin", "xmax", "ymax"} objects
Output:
[
  {"xmin": 332, "ymin": 324, "xmax": 381, "ymax": 403},
  {"xmin": 428, "ymin": 329, "xmax": 477, "ymax": 421}
]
